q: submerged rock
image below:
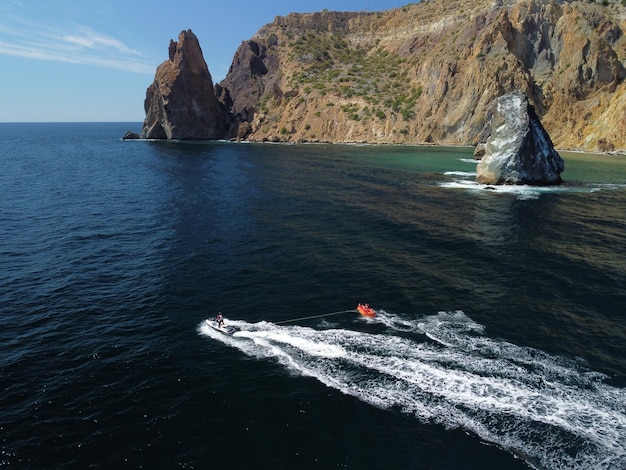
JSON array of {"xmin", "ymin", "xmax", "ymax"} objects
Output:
[
  {"xmin": 476, "ymin": 91, "xmax": 564, "ymax": 185},
  {"xmin": 141, "ymin": 30, "xmax": 228, "ymax": 140},
  {"xmin": 473, "ymin": 142, "xmax": 487, "ymax": 160}
]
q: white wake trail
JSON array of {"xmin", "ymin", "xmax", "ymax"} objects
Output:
[{"xmin": 199, "ymin": 311, "xmax": 626, "ymax": 470}]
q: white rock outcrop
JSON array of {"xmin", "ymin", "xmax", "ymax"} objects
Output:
[{"xmin": 476, "ymin": 91, "xmax": 564, "ymax": 185}]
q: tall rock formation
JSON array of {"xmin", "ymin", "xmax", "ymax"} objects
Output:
[
  {"xmin": 215, "ymin": 0, "xmax": 626, "ymax": 151},
  {"xmin": 142, "ymin": 30, "xmax": 228, "ymax": 140},
  {"xmin": 476, "ymin": 91, "xmax": 564, "ymax": 185}
]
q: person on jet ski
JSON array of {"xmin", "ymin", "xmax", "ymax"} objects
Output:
[{"xmin": 215, "ymin": 313, "xmax": 224, "ymax": 328}]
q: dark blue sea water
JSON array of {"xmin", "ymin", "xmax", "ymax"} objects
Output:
[{"xmin": 1, "ymin": 122, "xmax": 625, "ymax": 469}]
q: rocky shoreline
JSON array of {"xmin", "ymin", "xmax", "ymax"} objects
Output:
[{"xmin": 136, "ymin": 0, "xmax": 626, "ymax": 157}]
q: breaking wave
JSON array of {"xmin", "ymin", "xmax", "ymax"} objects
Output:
[{"xmin": 199, "ymin": 310, "xmax": 626, "ymax": 470}]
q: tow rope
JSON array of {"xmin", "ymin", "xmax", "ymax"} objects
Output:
[{"xmin": 275, "ymin": 309, "xmax": 357, "ymax": 325}]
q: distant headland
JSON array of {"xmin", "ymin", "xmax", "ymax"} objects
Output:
[{"xmin": 137, "ymin": 0, "xmax": 626, "ymax": 153}]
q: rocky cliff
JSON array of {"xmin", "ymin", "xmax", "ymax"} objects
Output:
[
  {"xmin": 142, "ymin": 30, "xmax": 228, "ymax": 140},
  {"xmin": 217, "ymin": 0, "xmax": 626, "ymax": 151}
]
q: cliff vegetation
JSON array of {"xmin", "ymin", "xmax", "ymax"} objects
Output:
[{"xmin": 218, "ymin": 0, "xmax": 626, "ymax": 151}]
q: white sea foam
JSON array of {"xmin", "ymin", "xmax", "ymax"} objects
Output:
[
  {"xmin": 237, "ymin": 329, "xmax": 346, "ymax": 358},
  {"xmin": 439, "ymin": 175, "xmax": 625, "ymax": 200},
  {"xmin": 444, "ymin": 171, "xmax": 477, "ymax": 177},
  {"xmin": 439, "ymin": 179, "xmax": 582, "ymax": 200},
  {"xmin": 198, "ymin": 311, "xmax": 626, "ymax": 469}
]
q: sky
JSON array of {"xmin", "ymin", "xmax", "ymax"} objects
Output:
[{"xmin": 0, "ymin": 0, "xmax": 411, "ymax": 122}]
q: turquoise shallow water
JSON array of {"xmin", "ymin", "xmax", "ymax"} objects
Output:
[{"xmin": 1, "ymin": 123, "xmax": 625, "ymax": 469}]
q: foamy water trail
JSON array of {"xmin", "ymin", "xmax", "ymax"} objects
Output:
[{"xmin": 199, "ymin": 311, "xmax": 626, "ymax": 469}]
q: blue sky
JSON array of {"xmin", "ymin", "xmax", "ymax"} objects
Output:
[{"xmin": 0, "ymin": 0, "xmax": 410, "ymax": 122}]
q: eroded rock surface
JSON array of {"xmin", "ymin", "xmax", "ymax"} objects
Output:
[
  {"xmin": 476, "ymin": 91, "xmax": 564, "ymax": 185},
  {"xmin": 215, "ymin": 0, "xmax": 626, "ymax": 150},
  {"xmin": 142, "ymin": 30, "xmax": 228, "ymax": 140},
  {"xmin": 141, "ymin": 1, "xmax": 626, "ymax": 150}
]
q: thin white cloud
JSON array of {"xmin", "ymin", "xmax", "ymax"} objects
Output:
[
  {"xmin": 0, "ymin": 15, "xmax": 156, "ymax": 74},
  {"xmin": 60, "ymin": 29, "xmax": 143, "ymax": 56},
  {"xmin": 63, "ymin": 34, "xmax": 102, "ymax": 49}
]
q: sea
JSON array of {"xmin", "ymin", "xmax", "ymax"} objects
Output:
[{"xmin": 1, "ymin": 122, "xmax": 625, "ymax": 469}]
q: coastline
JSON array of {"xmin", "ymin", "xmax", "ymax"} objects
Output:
[{"xmin": 129, "ymin": 135, "xmax": 626, "ymax": 157}]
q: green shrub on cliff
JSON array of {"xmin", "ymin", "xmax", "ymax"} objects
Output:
[{"xmin": 286, "ymin": 31, "xmax": 421, "ymax": 121}]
